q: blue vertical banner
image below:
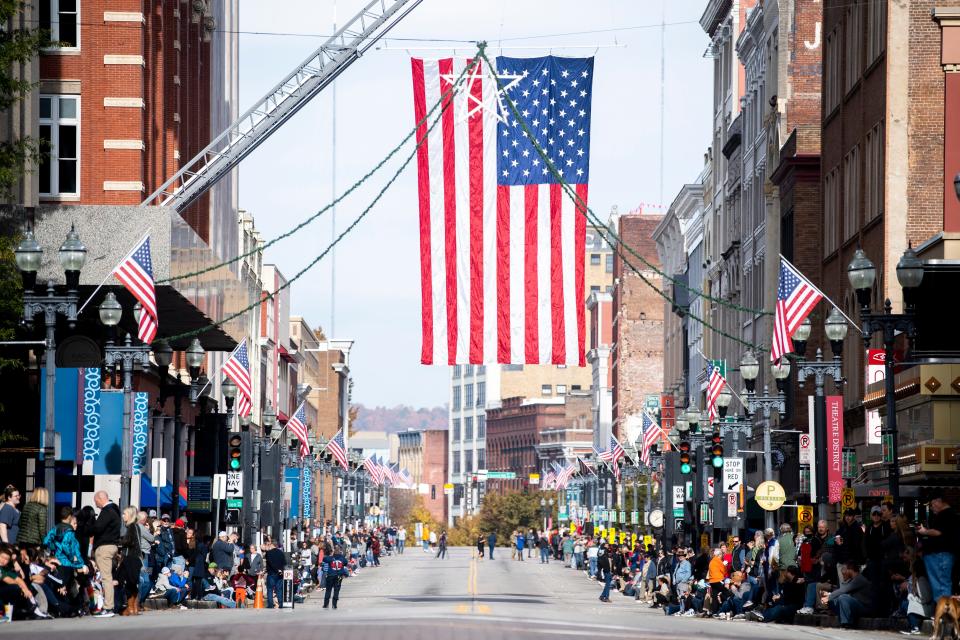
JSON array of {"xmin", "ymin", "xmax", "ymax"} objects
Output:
[
  {"xmin": 81, "ymin": 367, "xmax": 102, "ymax": 463},
  {"xmin": 93, "ymin": 390, "xmax": 124, "ymax": 475},
  {"xmin": 302, "ymin": 463, "xmax": 312, "ymax": 520},
  {"xmin": 284, "ymin": 466, "xmax": 300, "ymax": 519},
  {"xmin": 38, "ymin": 367, "xmax": 83, "ymax": 461},
  {"xmin": 131, "ymin": 392, "xmax": 149, "ymax": 475}
]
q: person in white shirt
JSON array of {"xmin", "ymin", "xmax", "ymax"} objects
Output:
[{"xmin": 397, "ymin": 527, "xmax": 406, "ymax": 555}]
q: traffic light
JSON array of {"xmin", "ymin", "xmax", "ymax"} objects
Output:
[
  {"xmin": 710, "ymin": 431, "xmax": 724, "ymax": 468},
  {"xmin": 228, "ymin": 434, "xmax": 242, "ymax": 470},
  {"xmin": 678, "ymin": 441, "xmax": 692, "ymax": 475}
]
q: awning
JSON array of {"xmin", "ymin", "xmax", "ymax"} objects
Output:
[{"xmin": 140, "ymin": 474, "xmax": 187, "ymax": 510}]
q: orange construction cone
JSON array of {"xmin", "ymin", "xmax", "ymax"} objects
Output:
[{"xmin": 254, "ymin": 575, "xmax": 265, "ymax": 609}]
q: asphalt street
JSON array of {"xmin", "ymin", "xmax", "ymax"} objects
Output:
[{"xmin": 6, "ymin": 547, "xmax": 898, "ymax": 639}]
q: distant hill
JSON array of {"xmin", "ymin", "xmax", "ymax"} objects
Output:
[{"xmin": 352, "ymin": 404, "xmax": 448, "ymax": 433}]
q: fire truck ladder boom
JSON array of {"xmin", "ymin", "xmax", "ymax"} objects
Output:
[{"xmin": 143, "ymin": 0, "xmax": 423, "ymax": 212}]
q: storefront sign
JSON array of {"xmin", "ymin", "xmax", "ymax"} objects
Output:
[
  {"xmin": 827, "ymin": 395, "xmax": 844, "ymax": 504},
  {"xmin": 131, "ymin": 392, "xmax": 149, "ymax": 475}
]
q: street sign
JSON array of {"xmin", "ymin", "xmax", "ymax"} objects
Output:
[
  {"xmin": 528, "ymin": 473, "xmax": 540, "ymax": 485},
  {"xmin": 755, "ymin": 480, "xmax": 786, "ymax": 511},
  {"xmin": 799, "ymin": 434, "xmax": 811, "ymax": 465},
  {"xmin": 699, "ymin": 503, "xmax": 710, "ymax": 524},
  {"xmin": 841, "ymin": 487, "xmax": 855, "ymax": 510},
  {"xmin": 150, "ymin": 458, "xmax": 166, "ymax": 488},
  {"xmin": 723, "ymin": 457, "xmax": 743, "ymax": 493},
  {"xmin": 226, "ymin": 471, "xmax": 243, "ymax": 507},
  {"xmin": 700, "ymin": 532, "xmax": 709, "ymax": 550},
  {"xmin": 186, "ymin": 476, "xmax": 212, "ymax": 513},
  {"xmin": 643, "ymin": 534, "xmax": 652, "ymax": 548},
  {"xmin": 630, "ymin": 510, "xmax": 639, "ymax": 524},
  {"xmin": 727, "ymin": 492, "xmax": 737, "ymax": 517},
  {"xmin": 672, "ymin": 485, "xmax": 684, "ymax": 517},
  {"xmin": 212, "ymin": 473, "xmax": 227, "ymax": 501},
  {"xmin": 707, "ymin": 477, "xmax": 715, "ymax": 499},
  {"xmin": 486, "ymin": 471, "xmax": 516, "ymax": 479},
  {"xmin": 798, "ymin": 505, "xmax": 814, "ymax": 529}
]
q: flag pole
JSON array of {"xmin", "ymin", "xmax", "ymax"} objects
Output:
[
  {"xmin": 780, "ymin": 253, "xmax": 859, "ymax": 329},
  {"xmin": 269, "ymin": 400, "xmax": 305, "ymax": 447},
  {"xmin": 697, "ymin": 347, "xmax": 750, "ymax": 411},
  {"xmin": 76, "ymin": 232, "xmax": 151, "ymax": 316}
]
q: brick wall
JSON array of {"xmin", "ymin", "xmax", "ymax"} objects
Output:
[
  {"xmin": 421, "ymin": 430, "xmax": 448, "ymax": 524},
  {"xmin": 611, "ymin": 213, "xmax": 665, "ymax": 440}
]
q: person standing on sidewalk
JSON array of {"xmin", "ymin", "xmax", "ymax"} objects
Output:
[
  {"xmin": 539, "ymin": 534, "xmax": 551, "ymax": 564},
  {"xmin": 436, "ymin": 530, "xmax": 448, "ymax": 559},
  {"xmin": 918, "ymin": 491, "xmax": 958, "ymax": 602},
  {"xmin": 597, "ymin": 543, "xmax": 613, "ymax": 603},
  {"xmin": 397, "ymin": 526, "xmax": 406, "ymax": 555},
  {"xmin": 515, "ymin": 531, "xmax": 525, "ymax": 561},
  {"xmin": 90, "ymin": 491, "xmax": 121, "ymax": 617},
  {"xmin": 322, "ymin": 545, "xmax": 349, "ymax": 609},
  {"xmin": 487, "ymin": 531, "xmax": 497, "ymax": 559},
  {"xmin": 264, "ymin": 538, "xmax": 286, "ymax": 609}
]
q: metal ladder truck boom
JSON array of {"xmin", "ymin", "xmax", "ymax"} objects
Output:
[{"xmin": 143, "ymin": 0, "xmax": 423, "ymax": 212}]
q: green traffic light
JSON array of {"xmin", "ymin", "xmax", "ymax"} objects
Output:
[
  {"xmin": 229, "ymin": 459, "xmax": 241, "ymax": 470},
  {"xmin": 680, "ymin": 462, "xmax": 692, "ymax": 474},
  {"xmin": 712, "ymin": 457, "xmax": 724, "ymax": 468}
]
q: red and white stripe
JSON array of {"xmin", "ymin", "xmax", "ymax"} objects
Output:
[
  {"xmin": 411, "ymin": 57, "xmax": 586, "ymax": 366},
  {"xmin": 706, "ymin": 367, "xmax": 727, "ymax": 422}
]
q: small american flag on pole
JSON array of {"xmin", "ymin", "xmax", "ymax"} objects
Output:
[
  {"xmin": 640, "ymin": 412, "xmax": 663, "ymax": 467},
  {"xmin": 411, "ymin": 54, "xmax": 594, "ymax": 366},
  {"xmin": 112, "ymin": 234, "xmax": 157, "ymax": 344},
  {"xmin": 286, "ymin": 402, "xmax": 310, "ymax": 458},
  {"xmin": 771, "ymin": 257, "xmax": 823, "ymax": 363},
  {"xmin": 706, "ymin": 361, "xmax": 727, "ymax": 423},
  {"xmin": 326, "ymin": 429, "xmax": 348, "ymax": 470},
  {"xmin": 541, "ymin": 470, "xmax": 555, "ymax": 490},
  {"xmin": 594, "ymin": 443, "xmax": 613, "ymax": 463},
  {"xmin": 363, "ymin": 455, "xmax": 383, "ymax": 485},
  {"xmin": 222, "ymin": 341, "xmax": 252, "ymax": 417}
]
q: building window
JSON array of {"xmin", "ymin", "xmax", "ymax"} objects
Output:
[
  {"xmin": 465, "ymin": 416, "xmax": 474, "ymax": 440},
  {"xmin": 477, "ymin": 448, "xmax": 485, "ymax": 470},
  {"xmin": 591, "ymin": 285, "xmax": 600, "ymax": 293},
  {"xmin": 571, "ymin": 385, "xmax": 582, "ymax": 391},
  {"xmin": 556, "ymin": 384, "xmax": 567, "ymax": 395},
  {"xmin": 503, "ymin": 364, "xmax": 524, "ymax": 372},
  {"xmin": 844, "ymin": 5, "xmax": 862, "ymax": 93},
  {"xmin": 842, "ymin": 145, "xmax": 860, "ymax": 241},
  {"xmin": 453, "ymin": 418, "xmax": 461, "ymax": 440},
  {"xmin": 477, "ymin": 414, "xmax": 486, "ymax": 438},
  {"xmin": 431, "ymin": 485, "xmax": 436, "ymax": 500},
  {"xmin": 590, "ymin": 253, "xmax": 601, "ymax": 265},
  {"xmin": 464, "ymin": 384, "xmax": 474, "ymax": 408},
  {"xmin": 866, "ymin": 0, "xmax": 886, "ymax": 64},
  {"xmin": 823, "ymin": 166, "xmax": 840, "ymax": 256},
  {"xmin": 541, "ymin": 384, "xmax": 552, "ymax": 396},
  {"xmin": 465, "ymin": 364, "xmax": 474, "ymax": 376},
  {"xmin": 476, "ymin": 381, "xmax": 485, "ymax": 407},
  {"xmin": 864, "ymin": 122, "xmax": 884, "ymax": 222},
  {"xmin": 452, "ymin": 387, "xmax": 461, "ymax": 411},
  {"xmin": 38, "ymin": 95, "xmax": 79, "ymax": 196},
  {"xmin": 477, "ymin": 365, "xmax": 486, "ymax": 376},
  {"xmin": 453, "ymin": 455, "xmax": 461, "ymax": 474},
  {"xmin": 465, "ymin": 451, "xmax": 473, "ymax": 473},
  {"xmin": 40, "ymin": 0, "xmax": 79, "ymax": 48},
  {"xmin": 605, "ymin": 253, "xmax": 614, "ymax": 273},
  {"xmin": 824, "ymin": 27, "xmax": 841, "ymax": 114},
  {"xmin": 453, "ymin": 365, "xmax": 461, "ymax": 379}
]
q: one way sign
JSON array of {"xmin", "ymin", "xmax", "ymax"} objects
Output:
[{"xmin": 723, "ymin": 458, "xmax": 744, "ymax": 492}]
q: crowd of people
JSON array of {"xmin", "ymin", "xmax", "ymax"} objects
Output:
[
  {"xmin": 0, "ymin": 484, "xmax": 399, "ymax": 622},
  {"xmin": 535, "ymin": 492, "xmax": 958, "ymax": 634}
]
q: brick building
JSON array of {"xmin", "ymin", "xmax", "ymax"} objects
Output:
[
  {"xmin": 610, "ymin": 208, "xmax": 665, "ymax": 443},
  {"xmin": 397, "ymin": 429, "xmax": 448, "ymax": 525},
  {"xmin": 485, "ymin": 397, "xmax": 566, "ymax": 495}
]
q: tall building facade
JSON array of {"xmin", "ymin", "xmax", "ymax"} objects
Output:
[{"xmin": 397, "ymin": 429, "xmax": 448, "ymax": 525}]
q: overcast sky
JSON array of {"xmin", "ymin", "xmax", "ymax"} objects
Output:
[{"xmin": 238, "ymin": 0, "xmax": 712, "ymax": 409}]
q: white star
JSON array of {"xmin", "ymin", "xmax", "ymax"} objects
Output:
[
  {"xmin": 541, "ymin": 127, "xmax": 548, "ymax": 136},
  {"xmin": 541, "ymin": 88, "xmax": 548, "ymax": 95},
  {"xmin": 441, "ymin": 62, "xmax": 523, "ymax": 125},
  {"xmin": 577, "ymin": 129, "xmax": 585, "ymax": 137},
  {"xmin": 581, "ymin": 69, "xmax": 588, "ymax": 78},
  {"xmin": 576, "ymin": 148, "xmax": 584, "ymax": 156},
  {"xmin": 566, "ymin": 159, "xmax": 573, "ymax": 167},
  {"xmin": 532, "ymin": 79, "xmax": 540, "ymax": 87},
  {"xmin": 562, "ymin": 69, "xmax": 570, "ymax": 78},
  {"xmin": 576, "ymin": 168, "xmax": 584, "ymax": 176},
  {"xmin": 550, "ymin": 98, "xmax": 556, "ymax": 106},
  {"xmin": 502, "ymin": 169, "xmax": 509, "ymax": 177},
  {"xmin": 522, "ymin": 69, "xmax": 529, "ymax": 77},
  {"xmin": 541, "ymin": 68, "xmax": 549, "ymax": 76},
  {"xmin": 550, "ymin": 79, "xmax": 556, "ymax": 86},
  {"xmin": 569, "ymin": 99, "xmax": 577, "ymax": 107},
  {"xmin": 559, "ymin": 109, "xmax": 566, "ymax": 118},
  {"xmin": 532, "ymin": 99, "xmax": 539, "ymax": 107},
  {"xmin": 542, "ymin": 167, "xmax": 549, "ymax": 174},
  {"xmin": 568, "ymin": 119, "xmax": 575, "ymax": 127},
  {"xmin": 560, "ymin": 89, "xmax": 568, "ymax": 98},
  {"xmin": 549, "ymin": 118, "xmax": 556, "ymax": 125},
  {"xmin": 567, "ymin": 138, "xmax": 574, "ymax": 146},
  {"xmin": 532, "ymin": 119, "xmax": 539, "ymax": 127},
  {"xmin": 522, "ymin": 109, "xmax": 530, "ymax": 118},
  {"xmin": 580, "ymin": 90, "xmax": 587, "ymax": 98},
  {"xmin": 571, "ymin": 80, "xmax": 578, "ymax": 88},
  {"xmin": 511, "ymin": 159, "xmax": 518, "ymax": 167},
  {"xmin": 522, "ymin": 89, "xmax": 530, "ymax": 98},
  {"xmin": 522, "ymin": 149, "xmax": 530, "ymax": 157},
  {"xmin": 523, "ymin": 169, "xmax": 530, "ymax": 177},
  {"xmin": 502, "ymin": 129, "xmax": 509, "ymax": 136},
  {"xmin": 547, "ymin": 138, "xmax": 554, "ymax": 145},
  {"xmin": 558, "ymin": 129, "xmax": 565, "ymax": 137},
  {"xmin": 579, "ymin": 109, "xmax": 586, "ymax": 117},
  {"xmin": 558, "ymin": 149, "xmax": 565, "ymax": 157},
  {"xmin": 532, "ymin": 158, "xmax": 540, "ymax": 166},
  {"xmin": 502, "ymin": 150, "xmax": 509, "ymax": 157},
  {"xmin": 512, "ymin": 139, "xmax": 519, "ymax": 147}
]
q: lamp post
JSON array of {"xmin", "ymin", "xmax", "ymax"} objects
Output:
[
  {"xmin": 740, "ymin": 350, "xmax": 788, "ymax": 530},
  {"xmin": 791, "ymin": 309, "xmax": 848, "ymax": 520},
  {"xmin": 847, "ymin": 246, "xmax": 923, "ymax": 504},
  {"xmin": 678, "ymin": 403, "xmax": 706, "ymax": 550},
  {"xmin": 16, "ymin": 226, "xmax": 86, "ymax": 526},
  {"xmin": 714, "ymin": 387, "xmax": 752, "ymax": 536},
  {"xmin": 98, "ymin": 292, "xmax": 152, "ymax": 511},
  {"xmin": 259, "ymin": 402, "xmax": 276, "ymax": 539}
]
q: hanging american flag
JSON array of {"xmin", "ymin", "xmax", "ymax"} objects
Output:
[
  {"xmin": 363, "ymin": 455, "xmax": 383, "ymax": 485},
  {"xmin": 399, "ymin": 468, "xmax": 414, "ymax": 488},
  {"xmin": 705, "ymin": 361, "xmax": 727, "ymax": 422},
  {"xmin": 541, "ymin": 470, "xmax": 556, "ymax": 490},
  {"xmin": 608, "ymin": 435, "xmax": 625, "ymax": 482},
  {"xmin": 640, "ymin": 412, "xmax": 663, "ymax": 467},
  {"xmin": 222, "ymin": 341, "xmax": 252, "ymax": 417},
  {"xmin": 552, "ymin": 460, "xmax": 576, "ymax": 489},
  {"xmin": 285, "ymin": 402, "xmax": 310, "ymax": 458},
  {"xmin": 326, "ymin": 429, "xmax": 348, "ymax": 470},
  {"xmin": 112, "ymin": 234, "xmax": 157, "ymax": 344},
  {"xmin": 577, "ymin": 456, "xmax": 598, "ymax": 478},
  {"xmin": 771, "ymin": 257, "xmax": 823, "ymax": 363},
  {"xmin": 411, "ymin": 55, "xmax": 594, "ymax": 366},
  {"xmin": 594, "ymin": 443, "xmax": 613, "ymax": 463}
]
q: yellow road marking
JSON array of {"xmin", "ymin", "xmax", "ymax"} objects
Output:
[{"xmin": 455, "ymin": 554, "xmax": 489, "ymax": 614}]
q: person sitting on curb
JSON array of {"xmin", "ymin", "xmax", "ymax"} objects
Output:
[
  {"xmin": 826, "ymin": 561, "xmax": 874, "ymax": 629},
  {"xmin": 201, "ymin": 563, "xmax": 236, "ymax": 608},
  {"xmin": 154, "ymin": 566, "xmax": 188, "ymax": 609}
]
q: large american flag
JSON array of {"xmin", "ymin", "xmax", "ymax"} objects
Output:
[
  {"xmin": 706, "ymin": 361, "xmax": 727, "ymax": 423},
  {"xmin": 771, "ymin": 257, "xmax": 822, "ymax": 363},
  {"xmin": 286, "ymin": 402, "xmax": 310, "ymax": 458},
  {"xmin": 222, "ymin": 341, "xmax": 252, "ymax": 417},
  {"xmin": 411, "ymin": 55, "xmax": 594, "ymax": 365},
  {"xmin": 326, "ymin": 428, "xmax": 348, "ymax": 470},
  {"xmin": 640, "ymin": 412, "xmax": 663, "ymax": 467},
  {"xmin": 113, "ymin": 235, "xmax": 157, "ymax": 344}
]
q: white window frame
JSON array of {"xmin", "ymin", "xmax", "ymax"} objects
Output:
[
  {"xmin": 38, "ymin": 94, "xmax": 80, "ymax": 198},
  {"xmin": 41, "ymin": 0, "xmax": 80, "ymax": 51}
]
